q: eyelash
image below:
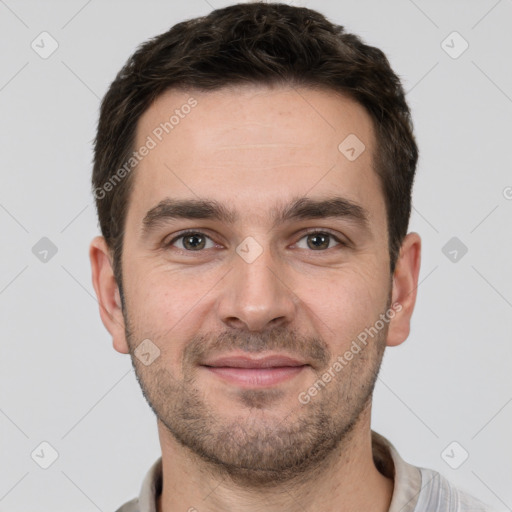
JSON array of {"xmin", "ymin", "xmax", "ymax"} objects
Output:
[{"xmin": 165, "ymin": 229, "xmax": 347, "ymax": 253}]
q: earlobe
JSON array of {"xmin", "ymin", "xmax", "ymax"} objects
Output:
[
  {"xmin": 89, "ymin": 236, "xmax": 130, "ymax": 354},
  {"xmin": 386, "ymin": 232, "xmax": 422, "ymax": 347}
]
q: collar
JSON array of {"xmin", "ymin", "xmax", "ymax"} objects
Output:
[{"xmin": 135, "ymin": 430, "xmax": 421, "ymax": 512}]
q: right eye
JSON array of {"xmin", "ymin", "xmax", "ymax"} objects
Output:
[{"xmin": 166, "ymin": 231, "xmax": 217, "ymax": 252}]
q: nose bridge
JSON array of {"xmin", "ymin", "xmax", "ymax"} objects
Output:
[{"xmin": 217, "ymin": 237, "xmax": 297, "ymax": 331}]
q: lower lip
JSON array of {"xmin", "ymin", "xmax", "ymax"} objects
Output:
[{"xmin": 202, "ymin": 365, "xmax": 308, "ymax": 387}]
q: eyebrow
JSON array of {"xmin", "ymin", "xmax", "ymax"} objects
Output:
[{"xmin": 141, "ymin": 195, "xmax": 370, "ymax": 237}]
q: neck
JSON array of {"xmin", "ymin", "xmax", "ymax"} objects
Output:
[{"xmin": 156, "ymin": 409, "xmax": 393, "ymax": 512}]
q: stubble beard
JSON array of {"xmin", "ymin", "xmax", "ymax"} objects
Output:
[{"xmin": 125, "ymin": 310, "xmax": 388, "ymax": 488}]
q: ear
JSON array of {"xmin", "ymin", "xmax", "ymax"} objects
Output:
[
  {"xmin": 89, "ymin": 236, "xmax": 130, "ymax": 354},
  {"xmin": 386, "ymin": 232, "xmax": 421, "ymax": 347}
]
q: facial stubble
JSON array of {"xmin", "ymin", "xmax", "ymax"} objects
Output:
[{"xmin": 124, "ymin": 305, "xmax": 389, "ymax": 489}]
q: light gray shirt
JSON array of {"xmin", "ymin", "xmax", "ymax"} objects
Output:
[{"xmin": 115, "ymin": 430, "xmax": 494, "ymax": 512}]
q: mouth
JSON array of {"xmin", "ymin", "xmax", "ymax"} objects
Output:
[{"xmin": 200, "ymin": 354, "xmax": 309, "ymax": 388}]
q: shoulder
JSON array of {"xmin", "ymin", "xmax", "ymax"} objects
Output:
[
  {"xmin": 114, "ymin": 497, "xmax": 140, "ymax": 512},
  {"xmin": 416, "ymin": 467, "xmax": 495, "ymax": 512}
]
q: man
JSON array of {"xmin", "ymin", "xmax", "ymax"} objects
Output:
[{"xmin": 89, "ymin": 2, "xmax": 493, "ymax": 511}]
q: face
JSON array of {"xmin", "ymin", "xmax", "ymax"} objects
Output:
[{"xmin": 91, "ymin": 84, "xmax": 420, "ymax": 487}]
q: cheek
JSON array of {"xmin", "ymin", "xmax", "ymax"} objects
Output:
[
  {"xmin": 123, "ymin": 264, "xmax": 217, "ymax": 359},
  {"xmin": 127, "ymin": 260, "xmax": 213, "ymax": 317},
  {"xmin": 296, "ymin": 265, "xmax": 389, "ymax": 346}
]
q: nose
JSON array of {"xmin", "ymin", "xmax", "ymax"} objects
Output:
[{"xmin": 216, "ymin": 242, "xmax": 298, "ymax": 332}]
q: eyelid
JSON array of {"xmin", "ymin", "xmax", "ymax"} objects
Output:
[
  {"xmin": 294, "ymin": 228, "xmax": 348, "ymax": 248},
  {"xmin": 164, "ymin": 228, "xmax": 349, "ymax": 252},
  {"xmin": 164, "ymin": 229, "xmax": 218, "ymax": 249}
]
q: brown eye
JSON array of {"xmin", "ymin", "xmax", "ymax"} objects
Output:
[
  {"xmin": 169, "ymin": 232, "xmax": 214, "ymax": 251},
  {"xmin": 296, "ymin": 231, "xmax": 342, "ymax": 251}
]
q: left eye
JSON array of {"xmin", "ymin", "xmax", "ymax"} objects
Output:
[
  {"xmin": 295, "ymin": 231, "xmax": 342, "ymax": 251},
  {"xmin": 166, "ymin": 230, "xmax": 343, "ymax": 252}
]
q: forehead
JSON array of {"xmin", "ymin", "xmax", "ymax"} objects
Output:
[{"xmin": 129, "ymin": 84, "xmax": 383, "ymax": 226}]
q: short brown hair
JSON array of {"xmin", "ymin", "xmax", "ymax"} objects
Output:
[{"xmin": 92, "ymin": 1, "xmax": 418, "ymax": 287}]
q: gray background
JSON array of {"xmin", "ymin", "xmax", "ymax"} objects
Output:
[{"xmin": 0, "ymin": 0, "xmax": 511, "ymax": 510}]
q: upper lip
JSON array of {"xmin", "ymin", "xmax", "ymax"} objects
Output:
[{"xmin": 201, "ymin": 354, "xmax": 308, "ymax": 369}]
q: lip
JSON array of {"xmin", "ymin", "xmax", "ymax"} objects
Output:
[
  {"xmin": 201, "ymin": 354, "xmax": 307, "ymax": 368},
  {"xmin": 200, "ymin": 353, "xmax": 309, "ymax": 388}
]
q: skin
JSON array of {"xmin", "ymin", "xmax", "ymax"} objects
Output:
[{"xmin": 90, "ymin": 84, "xmax": 421, "ymax": 512}]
